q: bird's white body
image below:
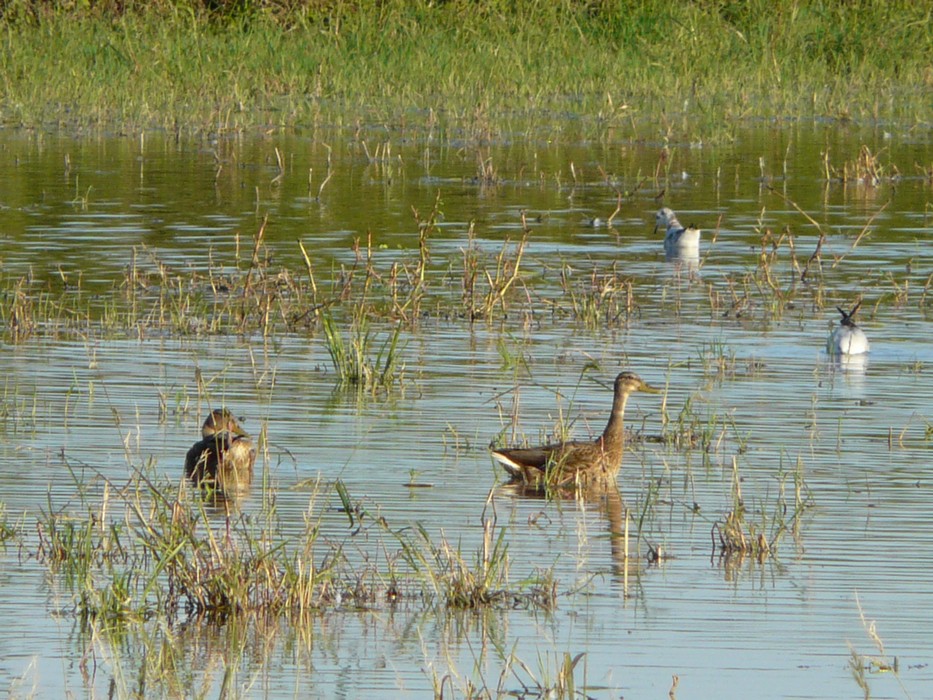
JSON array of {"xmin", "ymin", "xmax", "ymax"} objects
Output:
[
  {"xmin": 828, "ymin": 324, "xmax": 870, "ymax": 356},
  {"xmin": 827, "ymin": 304, "xmax": 870, "ymax": 356},
  {"xmin": 655, "ymin": 207, "xmax": 701, "ymax": 254}
]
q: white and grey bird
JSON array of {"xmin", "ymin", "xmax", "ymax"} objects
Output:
[
  {"xmin": 827, "ymin": 302, "xmax": 870, "ymax": 356},
  {"xmin": 654, "ymin": 207, "xmax": 701, "ymax": 255}
]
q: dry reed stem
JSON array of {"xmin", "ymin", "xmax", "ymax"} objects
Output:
[
  {"xmin": 316, "ymin": 143, "xmax": 333, "ymax": 199},
  {"xmin": 831, "ymin": 201, "xmax": 889, "ymax": 269}
]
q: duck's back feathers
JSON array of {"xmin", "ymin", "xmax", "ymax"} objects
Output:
[{"xmin": 490, "ymin": 439, "xmax": 612, "ymax": 486}]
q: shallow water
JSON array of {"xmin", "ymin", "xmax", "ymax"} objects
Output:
[{"xmin": 0, "ymin": 122, "xmax": 932, "ymax": 699}]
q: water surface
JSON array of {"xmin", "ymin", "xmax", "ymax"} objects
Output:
[{"xmin": 0, "ymin": 122, "xmax": 931, "ymax": 699}]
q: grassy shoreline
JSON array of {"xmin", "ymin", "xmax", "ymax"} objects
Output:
[{"xmin": 0, "ymin": 1, "xmax": 930, "ymax": 134}]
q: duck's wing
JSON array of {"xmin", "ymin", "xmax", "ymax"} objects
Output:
[
  {"xmin": 186, "ymin": 430, "xmax": 241, "ymax": 480},
  {"xmin": 490, "ymin": 441, "xmax": 570, "ymax": 478},
  {"xmin": 185, "ymin": 437, "xmax": 215, "ymax": 480}
]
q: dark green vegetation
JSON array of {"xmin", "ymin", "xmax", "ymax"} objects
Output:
[{"xmin": 0, "ymin": 0, "xmax": 930, "ymax": 132}]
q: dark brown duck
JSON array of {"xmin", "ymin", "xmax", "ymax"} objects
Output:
[{"xmin": 185, "ymin": 409, "xmax": 256, "ymax": 495}]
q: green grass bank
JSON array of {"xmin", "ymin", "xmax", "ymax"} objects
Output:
[{"xmin": 0, "ymin": 0, "xmax": 931, "ymax": 134}]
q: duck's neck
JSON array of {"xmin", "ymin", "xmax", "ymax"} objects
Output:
[{"xmin": 600, "ymin": 392, "xmax": 630, "ymax": 457}]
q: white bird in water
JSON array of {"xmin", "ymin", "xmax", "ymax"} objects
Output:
[
  {"xmin": 827, "ymin": 302, "xmax": 870, "ymax": 356},
  {"xmin": 654, "ymin": 207, "xmax": 701, "ymax": 255}
]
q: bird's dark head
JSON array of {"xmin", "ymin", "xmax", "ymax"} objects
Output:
[
  {"xmin": 836, "ymin": 301, "xmax": 862, "ymax": 327},
  {"xmin": 202, "ymin": 409, "xmax": 248, "ymax": 438}
]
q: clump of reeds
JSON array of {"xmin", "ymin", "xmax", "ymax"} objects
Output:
[
  {"xmin": 473, "ymin": 151, "xmax": 500, "ymax": 188},
  {"xmin": 711, "ymin": 456, "xmax": 812, "ymax": 567},
  {"xmin": 0, "ymin": 502, "xmax": 19, "ymax": 544},
  {"xmin": 713, "ymin": 508, "xmax": 772, "ymax": 561},
  {"xmin": 823, "ymin": 145, "xmax": 898, "ymax": 188},
  {"xmin": 390, "ymin": 193, "xmax": 441, "ymax": 322},
  {"xmin": 29, "ymin": 463, "xmax": 557, "ymax": 627},
  {"xmin": 460, "ymin": 223, "xmax": 529, "ymax": 322},
  {"xmin": 506, "ymin": 650, "xmax": 588, "ymax": 699},
  {"xmin": 36, "ymin": 485, "xmax": 129, "ymax": 581},
  {"xmin": 429, "ymin": 647, "xmax": 589, "ymax": 700},
  {"xmin": 394, "ymin": 492, "xmax": 556, "ymax": 610},
  {"xmin": 658, "ymin": 393, "xmax": 717, "ymax": 452},
  {"xmin": 557, "ymin": 262, "xmax": 637, "ymax": 329},
  {"xmin": 321, "ymin": 312, "xmax": 404, "ymax": 390}
]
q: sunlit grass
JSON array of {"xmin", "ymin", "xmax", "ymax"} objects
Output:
[
  {"xmin": 0, "ymin": 2, "xmax": 930, "ymax": 133},
  {"xmin": 0, "ymin": 502, "xmax": 19, "ymax": 544},
  {"xmin": 30, "ymin": 465, "xmax": 556, "ymax": 625},
  {"xmin": 321, "ymin": 311, "xmax": 404, "ymax": 390},
  {"xmin": 710, "ymin": 453, "xmax": 813, "ymax": 571}
]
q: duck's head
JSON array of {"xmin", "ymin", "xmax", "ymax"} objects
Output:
[
  {"xmin": 615, "ymin": 371, "xmax": 661, "ymax": 396},
  {"xmin": 201, "ymin": 409, "xmax": 248, "ymax": 438}
]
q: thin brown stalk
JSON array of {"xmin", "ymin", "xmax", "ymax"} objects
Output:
[{"xmin": 832, "ymin": 201, "xmax": 889, "ymax": 269}]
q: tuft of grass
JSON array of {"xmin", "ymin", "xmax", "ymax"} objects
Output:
[
  {"xmin": 824, "ymin": 145, "xmax": 899, "ymax": 188},
  {"xmin": 557, "ymin": 261, "xmax": 637, "ymax": 329},
  {"xmin": 460, "ymin": 225, "xmax": 529, "ymax": 323},
  {"xmin": 427, "ymin": 645, "xmax": 591, "ymax": 700},
  {"xmin": 28, "ymin": 463, "xmax": 558, "ymax": 627},
  {"xmin": 321, "ymin": 312, "xmax": 404, "ymax": 390},
  {"xmin": 394, "ymin": 491, "xmax": 556, "ymax": 610},
  {"xmin": 0, "ymin": 502, "xmax": 20, "ymax": 544},
  {"xmin": 711, "ymin": 454, "xmax": 813, "ymax": 568}
]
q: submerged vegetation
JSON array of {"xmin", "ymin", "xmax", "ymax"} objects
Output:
[{"xmin": 0, "ymin": 1, "xmax": 931, "ymax": 132}]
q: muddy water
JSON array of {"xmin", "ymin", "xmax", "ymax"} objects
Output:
[{"xmin": 0, "ymin": 123, "xmax": 931, "ymax": 698}]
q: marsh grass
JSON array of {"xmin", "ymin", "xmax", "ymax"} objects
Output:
[
  {"xmin": 711, "ymin": 455, "xmax": 812, "ymax": 566},
  {"xmin": 0, "ymin": 502, "xmax": 20, "ymax": 544},
  {"xmin": 321, "ymin": 312, "xmax": 404, "ymax": 390},
  {"xmin": 460, "ymin": 225, "xmax": 530, "ymax": 323},
  {"xmin": 1, "ymin": 165, "xmax": 923, "ymax": 349},
  {"xmin": 3, "ymin": 2, "xmax": 930, "ymax": 135},
  {"xmin": 660, "ymin": 393, "xmax": 721, "ymax": 453},
  {"xmin": 0, "ymin": 378, "xmax": 44, "ymax": 435},
  {"xmin": 824, "ymin": 146, "xmax": 899, "ymax": 188},
  {"xmin": 29, "ymin": 461, "xmax": 556, "ymax": 629},
  {"xmin": 394, "ymin": 492, "xmax": 556, "ymax": 610},
  {"xmin": 556, "ymin": 261, "xmax": 637, "ymax": 329},
  {"xmin": 429, "ymin": 644, "xmax": 590, "ymax": 700},
  {"xmin": 503, "ymin": 650, "xmax": 588, "ymax": 700},
  {"xmin": 705, "ymin": 181, "xmax": 900, "ymax": 327}
]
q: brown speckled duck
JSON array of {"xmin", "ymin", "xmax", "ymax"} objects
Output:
[
  {"xmin": 185, "ymin": 409, "xmax": 256, "ymax": 496},
  {"xmin": 490, "ymin": 372, "xmax": 659, "ymax": 488}
]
